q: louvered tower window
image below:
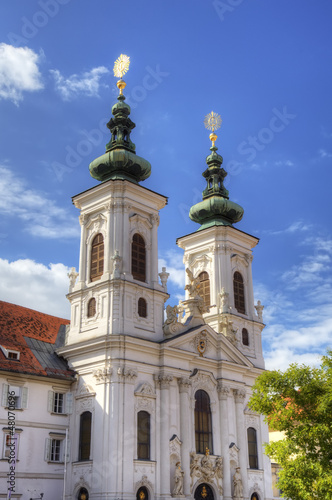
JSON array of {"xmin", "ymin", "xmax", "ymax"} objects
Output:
[
  {"xmin": 87, "ymin": 298, "xmax": 96, "ymax": 318},
  {"xmin": 138, "ymin": 298, "xmax": 147, "ymax": 318},
  {"xmin": 90, "ymin": 233, "xmax": 104, "ymax": 282},
  {"xmin": 132, "ymin": 233, "xmax": 146, "ymax": 282},
  {"xmin": 198, "ymin": 272, "xmax": 210, "ymax": 309},
  {"xmin": 242, "ymin": 328, "xmax": 249, "ymax": 346},
  {"xmin": 233, "ymin": 271, "xmax": 245, "ymax": 314}
]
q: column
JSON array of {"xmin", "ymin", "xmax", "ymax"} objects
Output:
[
  {"xmin": 121, "ymin": 369, "xmax": 138, "ymax": 499},
  {"xmin": 155, "ymin": 373, "xmax": 173, "ymax": 497},
  {"xmin": 233, "ymin": 388, "xmax": 248, "ymax": 497},
  {"xmin": 178, "ymin": 377, "xmax": 192, "ymax": 495},
  {"xmin": 217, "ymin": 383, "xmax": 231, "ymax": 500},
  {"xmin": 150, "ymin": 214, "xmax": 159, "ymax": 286},
  {"xmin": 78, "ymin": 214, "xmax": 87, "ymax": 284},
  {"xmin": 104, "ymin": 203, "xmax": 112, "ymax": 276},
  {"xmin": 245, "ymin": 253, "xmax": 254, "ymax": 317}
]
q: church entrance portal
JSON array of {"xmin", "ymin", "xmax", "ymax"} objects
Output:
[{"xmin": 194, "ymin": 483, "xmax": 214, "ymax": 500}]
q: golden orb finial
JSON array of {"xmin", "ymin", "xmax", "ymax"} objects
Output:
[
  {"xmin": 113, "ymin": 54, "xmax": 130, "ymax": 95},
  {"xmin": 204, "ymin": 111, "xmax": 222, "ymax": 147}
]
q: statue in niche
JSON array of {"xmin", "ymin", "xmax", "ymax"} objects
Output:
[
  {"xmin": 233, "ymin": 467, "xmax": 243, "ymax": 499},
  {"xmin": 172, "ymin": 462, "xmax": 184, "ymax": 496},
  {"xmin": 200, "ymin": 448, "xmax": 214, "ymax": 482},
  {"xmin": 219, "ymin": 287, "xmax": 230, "ymax": 313},
  {"xmin": 185, "ymin": 268, "xmax": 201, "ymax": 299}
]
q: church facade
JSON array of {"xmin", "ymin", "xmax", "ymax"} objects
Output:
[
  {"xmin": 58, "ymin": 66, "xmax": 274, "ymax": 500},
  {"xmin": 0, "ymin": 60, "xmax": 277, "ymax": 500}
]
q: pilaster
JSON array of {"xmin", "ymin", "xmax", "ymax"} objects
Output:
[{"xmin": 178, "ymin": 377, "xmax": 192, "ymax": 495}]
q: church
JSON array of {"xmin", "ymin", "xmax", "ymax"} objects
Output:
[{"xmin": 0, "ymin": 55, "xmax": 276, "ymax": 500}]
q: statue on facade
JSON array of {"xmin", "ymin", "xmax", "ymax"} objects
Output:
[
  {"xmin": 219, "ymin": 287, "xmax": 230, "ymax": 313},
  {"xmin": 68, "ymin": 267, "xmax": 78, "ymax": 292},
  {"xmin": 189, "ymin": 450, "xmax": 224, "ymax": 493},
  {"xmin": 165, "ymin": 305, "xmax": 179, "ymax": 326},
  {"xmin": 255, "ymin": 300, "xmax": 264, "ymax": 322},
  {"xmin": 172, "ymin": 462, "xmax": 184, "ymax": 496},
  {"xmin": 233, "ymin": 467, "xmax": 243, "ymax": 499},
  {"xmin": 214, "ymin": 456, "xmax": 223, "ymax": 494},
  {"xmin": 185, "ymin": 268, "xmax": 201, "ymax": 299}
]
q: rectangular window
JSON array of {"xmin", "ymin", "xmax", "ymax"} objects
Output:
[
  {"xmin": 48, "ymin": 391, "xmax": 73, "ymax": 414},
  {"xmin": 45, "ymin": 436, "xmax": 69, "ymax": 463},
  {"xmin": 2, "ymin": 432, "xmax": 20, "ymax": 460},
  {"xmin": 2, "ymin": 384, "xmax": 28, "ymax": 410}
]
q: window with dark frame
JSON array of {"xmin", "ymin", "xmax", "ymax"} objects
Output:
[
  {"xmin": 54, "ymin": 392, "xmax": 64, "ymax": 413},
  {"xmin": 137, "ymin": 410, "xmax": 150, "ymax": 460},
  {"xmin": 132, "ymin": 233, "xmax": 146, "ymax": 282},
  {"xmin": 194, "ymin": 390, "xmax": 213, "ymax": 454},
  {"xmin": 50, "ymin": 439, "xmax": 61, "ymax": 462},
  {"xmin": 90, "ymin": 233, "xmax": 104, "ymax": 282},
  {"xmin": 242, "ymin": 328, "xmax": 249, "ymax": 346},
  {"xmin": 233, "ymin": 271, "xmax": 245, "ymax": 314},
  {"xmin": 248, "ymin": 427, "xmax": 258, "ymax": 469},
  {"xmin": 87, "ymin": 298, "xmax": 96, "ymax": 318},
  {"xmin": 79, "ymin": 411, "xmax": 92, "ymax": 461},
  {"xmin": 138, "ymin": 298, "xmax": 147, "ymax": 318},
  {"xmin": 198, "ymin": 271, "xmax": 210, "ymax": 309}
]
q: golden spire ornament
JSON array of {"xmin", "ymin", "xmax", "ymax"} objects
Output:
[
  {"xmin": 113, "ymin": 54, "xmax": 130, "ymax": 95},
  {"xmin": 204, "ymin": 111, "xmax": 222, "ymax": 147}
]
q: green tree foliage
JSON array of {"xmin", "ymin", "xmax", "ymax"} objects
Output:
[{"xmin": 249, "ymin": 351, "xmax": 332, "ymax": 499}]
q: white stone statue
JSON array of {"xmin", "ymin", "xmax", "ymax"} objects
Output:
[
  {"xmin": 185, "ymin": 268, "xmax": 201, "ymax": 299},
  {"xmin": 255, "ymin": 300, "xmax": 264, "ymax": 322},
  {"xmin": 68, "ymin": 267, "xmax": 78, "ymax": 292},
  {"xmin": 158, "ymin": 266, "xmax": 170, "ymax": 291},
  {"xmin": 219, "ymin": 287, "xmax": 229, "ymax": 313},
  {"xmin": 165, "ymin": 305, "xmax": 179, "ymax": 326},
  {"xmin": 112, "ymin": 250, "xmax": 122, "ymax": 278},
  {"xmin": 233, "ymin": 467, "xmax": 243, "ymax": 498},
  {"xmin": 214, "ymin": 456, "xmax": 223, "ymax": 494},
  {"xmin": 173, "ymin": 462, "xmax": 184, "ymax": 496}
]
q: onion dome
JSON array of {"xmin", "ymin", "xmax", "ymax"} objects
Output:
[
  {"xmin": 189, "ymin": 112, "xmax": 244, "ymax": 230},
  {"xmin": 89, "ymin": 54, "xmax": 151, "ymax": 184}
]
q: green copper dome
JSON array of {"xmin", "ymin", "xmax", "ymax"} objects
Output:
[
  {"xmin": 189, "ymin": 143, "xmax": 244, "ymax": 230},
  {"xmin": 89, "ymin": 93, "xmax": 151, "ymax": 184}
]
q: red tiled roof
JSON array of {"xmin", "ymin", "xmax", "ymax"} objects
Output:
[{"xmin": 0, "ymin": 301, "xmax": 74, "ymax": 380}]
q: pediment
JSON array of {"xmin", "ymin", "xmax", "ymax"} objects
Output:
[{"xmin": 162, "ymin": 324, "xmax": 253, "ymax": 368}]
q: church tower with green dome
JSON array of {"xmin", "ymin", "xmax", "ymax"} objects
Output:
[
  {"xmin": 177, "ymin": 113, "xmax": 265, "ymax": 368},
  {"xmin": 65, "ymin": 55, "xmax": 168, "ymax": 346}
]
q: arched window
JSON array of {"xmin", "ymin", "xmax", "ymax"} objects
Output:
[
  {"xmin": 136, "ymin": 487, "xmax": 149, "ymax": 500},
  {"xmin": 132, "ymin": 233, "xmax": 146, "ymax": 282},
  {"xmin": 87, "ymin": 298, "xmax": 96, "ymax": 318},
  {"xmin": 138, "ymin": 298, "xmax": 147, "ymax": 318},
  {"xmin": 195, "ymin": 390, "xmax": 213, "ymax": 454},
  {"xmin": 248, "ymin": 427, "xmax": 258, "ymax": 469},
  {"xmin": 198, "ymin": 271, "xmax": 210, "ymax": 309},
  {"xmin": 137, "ymin": 411, "xmax": 150, "ymax": 460},
  {"xmin": 233, "ymin": 271, "xmax": 245, "ymax": 314},
  {"xmin": 90, "ymin": 233, "xmax": 104, "ymax": 282},
  {"xmin": 242, "ymin": 328, "xmax": 249, "ymax": 346},
  {"xmin": 79, "ymin": 411, "xmax": 92, "ymax": 461}
]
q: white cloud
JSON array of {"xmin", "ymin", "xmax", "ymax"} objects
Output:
[
  {"xmin": 318, "ymin": 148, "xmax": 332, "ymax": 159},
  {"xmin": 275, "ymin": 160, "xmax": 294, "ymax": 167},
  {"xmin": 0, "ymin": 44, "xmax": 43, "ymax": 105},
  {"xmin": 0, "ymin": 165, "xmax": 79, "ymax": 239},
  {"xmin": 0, "ymin": 258, "xmax": 70, "ymax": 318},
  {"xmin": 266, "ymin": 219, "xmax": 312, "ymax": 236},
  {"xmin": 50, "ymin": 66, "xmax": 109, "ymax": 101}
]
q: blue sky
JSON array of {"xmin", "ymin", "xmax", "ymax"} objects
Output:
[{"xmin": 0, "ymin": 0, "xmax": 331, "ymax": 370}]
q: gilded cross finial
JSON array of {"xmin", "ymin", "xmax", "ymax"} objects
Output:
[
  {"xmin": 204, "ymin": 111, "xmax": 222, "ymax": 147},
  {"xmin": 113, "ymin": 54, "xmax": 130, "ymax": 95}
]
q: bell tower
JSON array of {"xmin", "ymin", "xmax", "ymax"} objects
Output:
[
  {"xmin": 66, "ymin": 55, "xmax": 168, "ymax": 345},
  {"xmin": 177, "ymin": 112, "xmax": 265, "ymax": 368}
]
